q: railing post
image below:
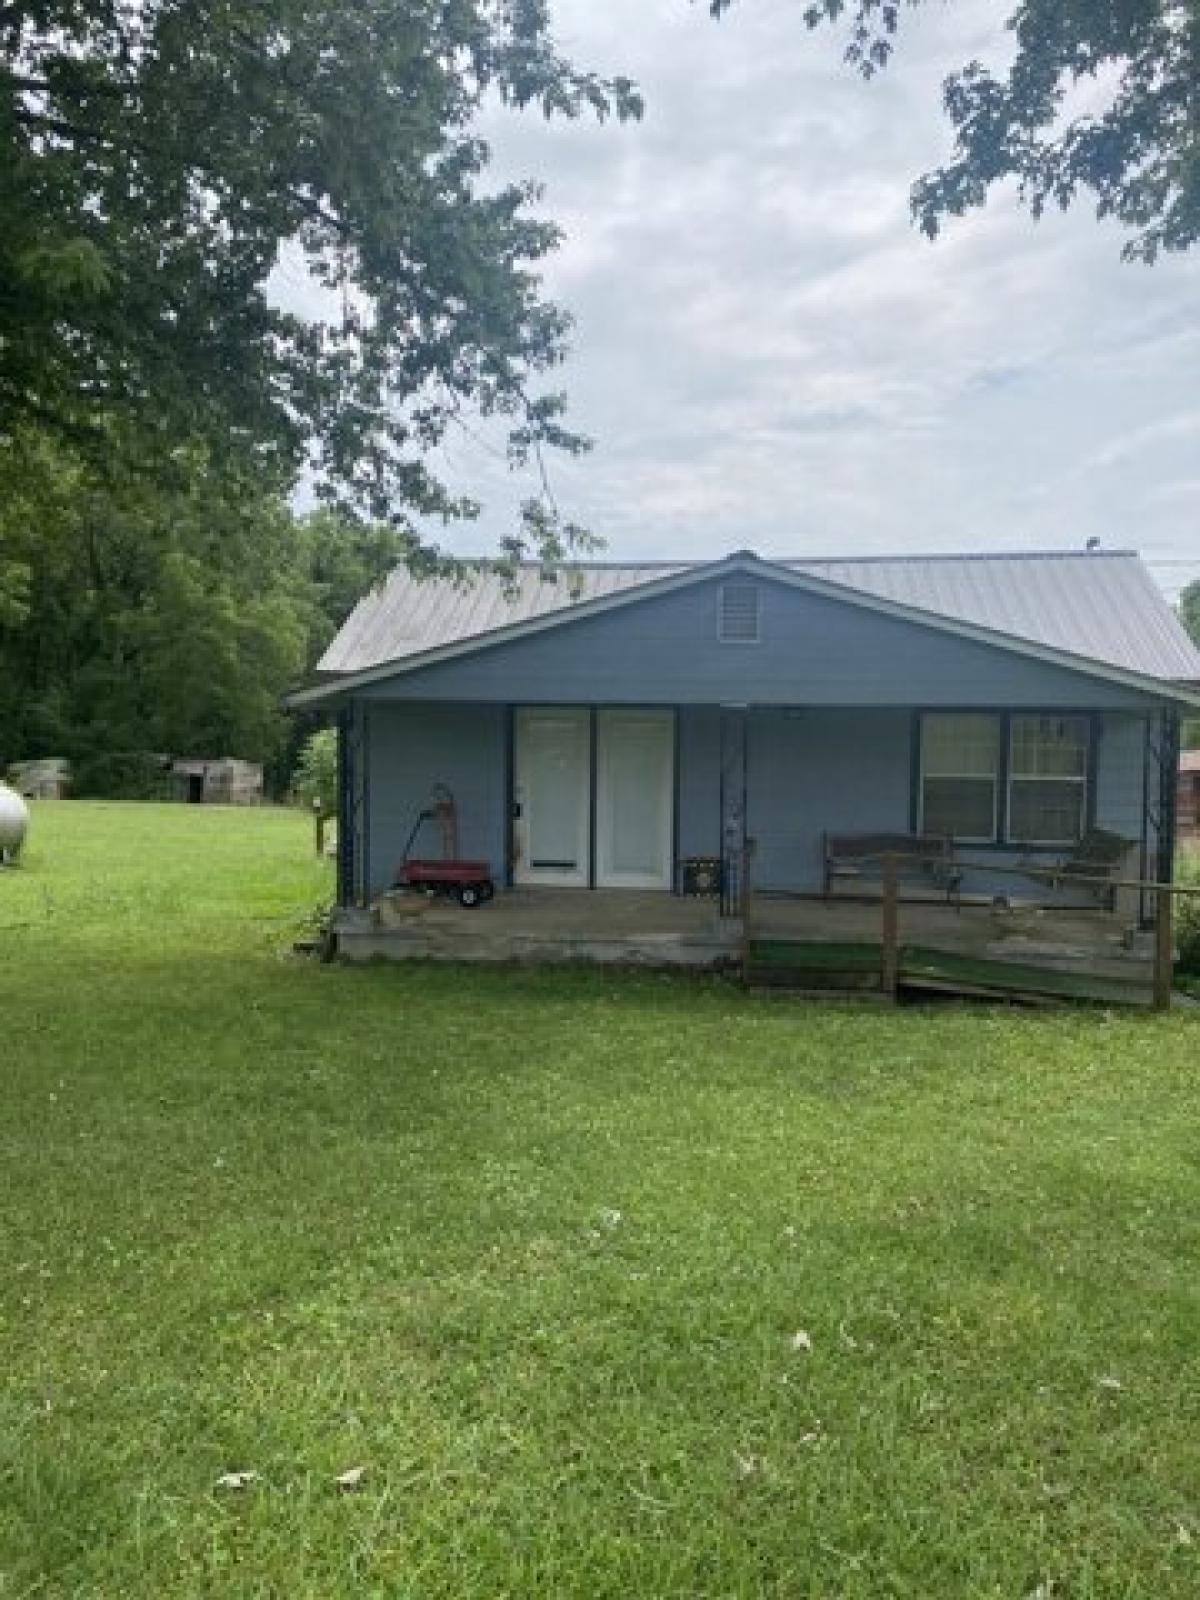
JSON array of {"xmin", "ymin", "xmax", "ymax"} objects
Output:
[
  {"xmin": 881, "ymin": 852, "xmax": 899, "ymax": 1002},
  {"xmin": 1153, "ymin": 884, "xmax": 1174, "ymax": 1012},
  {"xmin": 741, "ymin": 840, "xmax": 753, "ymax": 980}
]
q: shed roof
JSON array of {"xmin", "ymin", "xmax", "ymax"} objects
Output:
[{"xmin": 319, "ymin": 549, "xmax": 1200, "ymax": 686}]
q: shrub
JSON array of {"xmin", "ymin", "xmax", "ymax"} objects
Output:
[
  {"xmin": 291, "ymin": 728, "xmax": 337, "ymax": 818},
  {"xmin": 1177, "ymin": 850, "xmax": 1200, "ymax": 978},
  {"xmin": 72, "ymin": 751, "xmax": 171, "ymax": 800}
]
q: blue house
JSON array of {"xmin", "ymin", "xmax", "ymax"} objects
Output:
[{"xmin": 290, "ymin": 549, "xmax": 1200, "ymax": 983}]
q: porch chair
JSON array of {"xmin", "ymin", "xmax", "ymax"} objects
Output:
[{"xmin": 1014, "ymin": 827, "xmax": 1134, "ymax": 911}]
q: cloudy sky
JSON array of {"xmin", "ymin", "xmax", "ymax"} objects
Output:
[{"xmin": 433, "ymin": 0, "xmax": 1198, "ymax": 597}]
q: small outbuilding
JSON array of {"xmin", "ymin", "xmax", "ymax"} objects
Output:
[
  {"xmin": 8, "ymin": 758, "xmax": 71, "ymax": 799},
  {"xmin": 168, "ymin": 757, "xmax": 263, "ymax": 806}
]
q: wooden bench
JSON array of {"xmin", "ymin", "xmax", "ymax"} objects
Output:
[
  {"xmin": 1016, "ymin": 828, "xmax": 1134, "ymax": 910},
  {"xmin": 823, "ymin": 832, "xmax": 962, "ymax": 904}
]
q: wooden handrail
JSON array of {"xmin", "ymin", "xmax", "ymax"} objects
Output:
[
  {"xmin": 868, "ymin": 852, "xmax": 1182, "ymax": 1012},
  {"xmin": 842, "ymin": 850, "xmax": 1200, "ymax": 899}
]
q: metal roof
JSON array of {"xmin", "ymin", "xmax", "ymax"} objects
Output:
[{"xmin": 318, "ymin": 550, "xmax": 1200, "ymax": 686}]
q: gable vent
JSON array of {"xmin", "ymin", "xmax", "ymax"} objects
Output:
[{"xmin": 718, "ymin": 581, "xmax": 761, "ymax": 644}]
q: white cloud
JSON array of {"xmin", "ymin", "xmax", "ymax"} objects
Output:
[
  {"xmin": 354, "ymin": 0, "xmax": 1200, "ymax": 594},
  {"xmin": 1078, "ymin": 412, "xmax": 1200, "ymax": 475}
]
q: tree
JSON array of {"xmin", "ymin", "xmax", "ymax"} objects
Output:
[
  {"xmin": 708, "ymin": 0, "xmax": 1200, "ymax": 262},
  {"xmin": 2, "ymin": 3, "xmax": 641, "ymax": 560},
  {"xmin": 1182, "ymin": 579, "xmax": 1200, "ymax": 748},
  {"xmin": 291, "ymin": 729, "xmax": 338, "ymax": 818},
  {"xmin": 0, "ymin": 427, "xmax": 400, "ymax": 783},
  {"xmin": 1182, "ymin": 579, "xmax": 1200, "ymax": 648}
]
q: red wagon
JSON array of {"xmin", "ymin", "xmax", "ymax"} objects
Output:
[
  {"xmin": 392, "ymin": 784, "xmax": 495, "ymax": 907},
  {"xmin": 395, "ymin": 858, "xmax": 495, "ymax": 908}
]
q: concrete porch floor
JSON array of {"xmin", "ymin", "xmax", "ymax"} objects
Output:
[
  {"xmin": 342, "ymin": 887, "xmax": 740, "ymax": 967},
  {"xmin": 338, "ymin": 887, "xmax": 1153, "ymax": 998}
]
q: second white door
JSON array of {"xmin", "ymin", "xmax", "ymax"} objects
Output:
[{"xmin": 595, "ymin": 709, "xmax": 674, "ymax": 890}]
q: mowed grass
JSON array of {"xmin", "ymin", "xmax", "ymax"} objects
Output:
[{"xmin": 3, "ymin": 805, "xmax": 1200, "ymax": 1598}]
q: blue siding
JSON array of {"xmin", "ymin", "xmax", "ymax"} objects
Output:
[
  {"xmin": 364, "ymin": 703, "xmax": 506, "ymax": 896},
  {"xmin": 748, "ymin": 709, "xmax": 913, "ymax": 891},
  {"xmin": 359, "ymin": 701, "xmax": 1153, "ymax": 901},
  {"xmin": 357, "ymin": 575, "xmax": 1158, "ymax": 711},
  {"xmin": 678, "ymin": 706, "xmax": 722, "ymax": 859}
]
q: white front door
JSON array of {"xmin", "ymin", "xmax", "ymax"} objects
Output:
[
  {"xmin": 596, "ymin": 709, "xmax": 675, "ymax": 890},
  {"xmin": 514, "ymin": 708, "xmax": 591, "ymax": 887}
]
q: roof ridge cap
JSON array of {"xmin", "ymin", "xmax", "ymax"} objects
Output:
[{"xmin": 383, "ymin": 548, "xmax": 1143, "ymax": 572}]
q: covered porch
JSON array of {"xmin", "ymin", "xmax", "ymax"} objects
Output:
[
  {"xmin": 342, "ymin": 702, "xmax": 1175, "ymax": 903},
  {"xmin": 331, "ymin": 693, "xmax": 1182, "ymax": 1005},
  {"xmin": 339, "ymin": 885, "xmax": 1159, "ymax": 1007}
]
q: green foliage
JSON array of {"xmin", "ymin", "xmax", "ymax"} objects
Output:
[
  {"xmin": 1178, "ymin": 850, "xmax": 1200, "ymax": 977},
  {"xmin": 71, "ymin": 751, "xmax": 170, "ymax": 801},
  {"xmin": 291, "ymin": 728, "xmax": 338, "ymax": 818},
  {"xmin": 1181, "ymin": 582, "xmax": 1200, "ymax": 747},
  {"xmin": 709, "ymin": 0, "xmax": 1200, "ymax": 262},
  {"xmin": 0, "ymin": 430, "xmax": 402, "ymax": 783},
  {"xmin": 1181, "ymin": 580, "xmax": 1200, "ymax": 648},
  {"xmin": 2, "ymin": 2, "xmax": 642, "ymax": 558}
]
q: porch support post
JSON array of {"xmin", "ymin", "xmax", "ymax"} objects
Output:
[
  {"xmin": 718, "ymin": 704, "xmax": 748, "ymax": 918},
  {"xmin": 881, "ymin": 853, "xmax": 900, "ymax": 1001},
  {"xmin": 334, "ymin": 713, "xmax": 366, "ymax": 915},
  {"xmin": 336, "ymin": 705, "xmax": 358, "ymax": 910}
]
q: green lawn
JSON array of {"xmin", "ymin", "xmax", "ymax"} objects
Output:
[{"xmin": 3, "ymin": 803, "xmax": 1200, "ymax": 1598}]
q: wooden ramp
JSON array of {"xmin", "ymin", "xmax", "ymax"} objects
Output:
[{"xmin": 747, "ymin": 938, "xmax": 1153, "ymax": 1008}]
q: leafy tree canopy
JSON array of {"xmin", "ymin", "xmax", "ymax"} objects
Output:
[
  {"xmin": 1181, "ymin": 578, "xmax": 1200, "ymax": 749},
  {"xmin": 1181, "ymin": 578, "xmax": 1200, "ymax": 647},
  {"xmin": 2, "ymin": 1, "xmax": 641, "ymax": 562},
  {"xmin": 0, "ymin": 428, "xmax": 401, "ymax": 782},
  {"xmin": 708, "ymin": 0, "xmax": 1200, "ymax": 262}
]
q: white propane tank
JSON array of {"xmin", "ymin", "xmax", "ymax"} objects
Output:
[{"xmin": 0, "ymin": 781, "xmax": 29, "ymax": 863}]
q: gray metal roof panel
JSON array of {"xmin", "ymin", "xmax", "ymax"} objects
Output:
[{"xmin": 317, "ymin": 551, "xmax": 1200, "ymax": 685}]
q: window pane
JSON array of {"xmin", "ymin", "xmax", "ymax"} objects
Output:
[
  {"xmin": 1010, "ymin": 716, "xmax": 1088, "ymax": 778},
  {"xmin": 921, "ymin": 714, "xmax": 1000, "ymax": 778},
  {"xmin": 922, "ymin": 777, "xmax": 996, "ymax": 840},
  {"xmin": 1009, "ymin": 779, "xmax": 1085, "ymax": 844}
]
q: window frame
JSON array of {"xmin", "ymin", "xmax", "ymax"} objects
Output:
[
  {"xmin": 1005, "ymin": 713, "xmax": 1091, "ymax": 848},
  {"xmin": 917, "ymin": 712, "xmax": 1002, "ymax": 845},
  {"xmin": 915, "ymin": 710, "xmax": 1097, "ymax": 849}
]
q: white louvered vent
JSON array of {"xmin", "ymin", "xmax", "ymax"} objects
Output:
[{"xmin": 718, "ymin": 581, "xmax": 761, "ymax": 644}]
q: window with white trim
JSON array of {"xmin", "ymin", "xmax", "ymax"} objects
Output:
[
  {"xmin": 718, "ymin": 582, "xmax": 760, "ymax": 643},
  {"xmin": 1008, "ymin": 715, "xmax": 1089, "ymax": 844},
  {"xmin": 919, "ymin": 713, "xmax": 1000, "ymax": 842}
]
